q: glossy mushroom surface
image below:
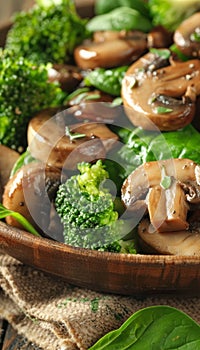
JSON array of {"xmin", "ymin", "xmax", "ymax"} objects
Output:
[
  {"xmin": 122, "ymin": 158, "xmax": 200, "ymax": 228},
  {"xmin": 27, "ymin": 107, "xmax": 119, "ymax": 169},
  {"xmin": 2, "ymin": 162, "xmax": 62, "ymax": 234},
  {"xmin": 174, "ymin": 12, "xmax": 200, "ymax": 58},
  {"xmin": 138, "ymin": 218, "xmax": 200, "ymax": 256},
  {"xmin": 121, "ymin": 50, "xmax": 200, "ymax": 131},
  {"xmin": 0, "ymin": 145, "xmax": 19, "ymax": 189},
  {"xmin": 74, "ymin": 30, "xmax": 147, "ymax": 69}
]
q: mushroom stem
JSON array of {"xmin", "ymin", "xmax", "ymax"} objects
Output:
[
  {"xmin": 147, "ymin": 183, "xmax": 189, "ymax": 232},
  {"xmin": 121, "ymin": 158, "xmax": 198, "ymax": 209}
]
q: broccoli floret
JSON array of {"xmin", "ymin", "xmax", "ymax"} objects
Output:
[
  {"xmin": 98, "ymin": 239, "xmax": 137, "ymax": 253},
  {"xmin": 5, "ymin": 0, "xmax": 89, "ymax": 64},
  {"xmin": 148, "ymin": 0, "xmax": 200, "ymax": 31},
  {"xmin": 0, "ymin": 49, "xmax": 63, "ymax": 152},
  {"xmin": 55, "ymin": 160, "xmax": 137, "ymax": 252}
]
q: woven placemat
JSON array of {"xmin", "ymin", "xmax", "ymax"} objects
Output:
[{"xmin": 0, "ymin": 253, "xmax": 200, "ymax": 350}]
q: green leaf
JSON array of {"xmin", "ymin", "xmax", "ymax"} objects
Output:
[
  {"xmin": 84, "ymin": 66, "xmax": 128, "ymax": 96},
  {"xmin": 116, "ymin": 124, "xmax": 200, "ymax": 179},
  {"xmin": 89, "ymin": 306, "xmax": 200, "ymax": 349},
  {"xmin": 191, "ymin": 30, "xmax": 200, "ymax": 42},
  {"xmin": 10, "ymin": 149, "xmax": 37, "ymax": 177},
  {"xmin": 95, "ymin": 0, "xmax": 150, "ymax": 18},
  {"xmin": 0, "ymin": 204, "xmax": 41, "ymax": 237},
  {"xmin": 170, "ymin": 44, "xmax": 190, "ymax": 62},
  {"xmin": 160, "ymin": 166, "xmax": 172, "ymax": 189},
  {"xmin": 155, "ymin": 106, "xmax": 173, "ymax": 114},
  {"xmin": 65, "ymin": 126, "xmax": 86, "ymax": 141},
  {"xmin": 150, "ymin": 48, "xmax": 171, "ymax": 59},
  {"xmin": 87, "ymin": 7, "xmax": 152, "ymax": 33}
]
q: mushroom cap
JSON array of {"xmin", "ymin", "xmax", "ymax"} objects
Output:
[
  {"xmin": 27, "ymin": 108, "xmax": 107, "ymax": 169},
  {"xmin": 74, "ymin": 34, "xmax": 147, "ymax": 69},
  {"xmin": 2, "ymin": 162, "xmax": 61, "ymax": 232},
  {"xmin": 0, "ymin": 145, "xmax": 19, "ymax": 189},
  {"xmin": 174, "ymin": 12, "xmax": 200, "ymax": 58},
  {"xmin": 138, "ymin": 218, "xmax": 200, "ymax": 256},
  {"xmin": 121, "ymin": 51, "xmax": 200, "ymax": 131},
  {"xmin": 121, "ymin": 158, "xmax": 198, "ymax": 209},
  {"xmin": 48, "ymin": 64, "xmax": 83, "ymax": 93}
]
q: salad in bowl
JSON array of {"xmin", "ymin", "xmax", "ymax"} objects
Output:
[{"xmin": 1, "ymin": 0, "xmax": 200, "ymax": 295}]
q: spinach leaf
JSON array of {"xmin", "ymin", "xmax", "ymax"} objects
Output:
[
  {"xmin": 87, "ymin": 7, "xmax": 152, "ymax": 33},
  {"xmin": 84, "ymin": 66, "xmax": 128, "ymax": 97},
  {"xmin": 117, "ymin": 124, "xmax": 200, "ymax": 178},
  {"xmin": 89, "ymin": 305, "xmax": 200, "ymax": 349},
  {"xmin": 95, "ymin": 0, "xmax": 150, "ymax": 18}
]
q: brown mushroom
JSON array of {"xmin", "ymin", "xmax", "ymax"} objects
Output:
[
  {"xmin": 147, "ymin": 26, "xmax": 173, "ymax": 49},
  {"xmin": 74, "ymin": 31, "xmax": 147, "ymax": 69},
  {"xmin": 138, "ymin": 218, "xmax": 200, "ymax": 256},
  {"xmin": 146, "ymin": 183, "xmax": 189, "ymax": 232},
  {"xmin": 0, "ymin": 145, "xmax": 20, "ymax": 189},
  {"xmin": 121, "ymin": 158, "xmax": 199, "ymax": 209},
  {"xmin": 2, "ymin": 162, "xmax": 63, "ymax": 239},
  {"xmin": 71, "ymin": 122, "xmax": 118, "ymax": 152},
  {"xmin": 174, "ymin": 12, "xmax": 200, "ymax": 58},
  {"xmin": 48, "ymin": 64, "xmax": 83, "ymax": 92},
  {"xmin": 27, "ymin": 108, "xmax": 116, "ymax": 169},
  {"xmin": 122, "ymin": 158, "xmax": 200, "ymax": 255},
  {"xmin": 67, "ymin": 91, "xmax": 121, "ymax": 123},
  {"xmin": 121, "ymin": 50, "xmax": 200, "ymax": 131}
]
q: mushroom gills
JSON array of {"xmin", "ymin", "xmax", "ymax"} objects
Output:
[
  {"xmin": 122, "ymin": 51, "xmax": 200, "ymax": 131},
  {"xmin": 121, "ymin": 158, "xmax": 198, "ymax": 209}
]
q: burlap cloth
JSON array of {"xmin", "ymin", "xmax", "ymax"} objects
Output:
[{"xmin": 0, "ymin": 253, "xmax": 200, "ymax": 350}]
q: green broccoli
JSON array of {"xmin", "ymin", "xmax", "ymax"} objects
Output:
[
  {"xmin": 5, "ymin": 0, "xmax": 88, "ymax": 64},
  {"xmin": 148, "ymin": 0, "xmax": 200, "ymax": 32},
  {"xmin": 0, "ymin": 49, "xmax": 63, "ymax": 152},
  {"xmin": 55, "ymin": 160, "xmax": 137, "ymax": 253}
]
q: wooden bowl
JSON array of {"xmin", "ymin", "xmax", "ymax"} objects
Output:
[
  {"xmin": 1, "ymin": 1, "xmax": 200, "ymax": 297},
  {"xmin": 1, "ymin": 221, "xmax": 200, "ymax": 296}
]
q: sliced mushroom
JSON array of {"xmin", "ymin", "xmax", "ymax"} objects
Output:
[
  {"xmin": 67, "ymin": 89, "xmax": 113, "ymax": 106},
  {"xmin": 71, "ymin": 122, "xmax": 118, "ymax": 151},
  {"xmin": 67, "ymin": 90, "xmax": 121, "ymax": 123},
  {"xmin": 174, "ymin": 12, "xmax": 200, "ymax": 58},
  {"xmin": 48, "ymin": 64, "xmax": 83, "ymax": 92},
  {"xmin": 138, "ymin": 218, "xmax": 200, "ymax": 256},
  {"xmin": 121, "ymin": 158, "xmax": 199, "ymax": 209},
  {"xmin": 2, "ymin": 162, "xmax": 63, "ymax": 240},
  {"xmin": 146, "ymin": 183, "xmax": 189, "ymax": 232},
  {"xmin": 74, "ymin": 31, "xmax": 147, "ymax": 69},
  {"xmin": 122, "ymin": 51, "xmax": 200, "ymax": 131},
  {"xmin": 122, "ymin": 158, "xmax": 200, "ymax": 254},
  {"xmin": 27, "ymin": 108, "xmax": 107, "ymax": 169}
]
